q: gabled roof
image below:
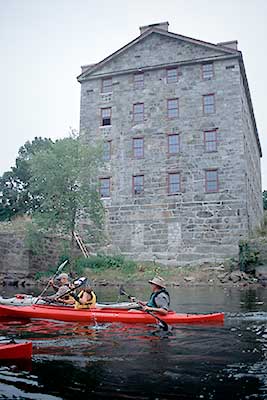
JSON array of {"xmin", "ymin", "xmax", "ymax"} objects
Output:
[
  {"xmin": 77, "ymin": 26, "xmax": 261, "ymax": 157},
  {"xmin": 77, "ymin": 27, "xmax": 239, "ymax": 82}
]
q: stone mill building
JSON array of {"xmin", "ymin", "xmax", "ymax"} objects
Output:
[{"xmin": 77, "ymin": 22, "xmax": 263, "ymax": 265}]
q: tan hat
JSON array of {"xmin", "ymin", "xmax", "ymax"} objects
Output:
[{"xmin": 148, "ymin": 276, "xmax": 166, "ymax": 288}]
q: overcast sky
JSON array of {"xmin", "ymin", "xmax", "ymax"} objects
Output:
[{"xmin": 1, "ymin": 0, "xmax": 266, "ymax": 189}]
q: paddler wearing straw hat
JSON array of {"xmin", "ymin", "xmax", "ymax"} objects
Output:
[
  {"xmin": 41, "ymin": 273, "xmax": 72, "ymax": 303},
  {"xmin": 132, "ymin": 276, "xmax": 170, "ymax": 316}
]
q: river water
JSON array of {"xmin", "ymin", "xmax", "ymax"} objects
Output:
[{"xmin": 0, "ymin": 284, "xmax": 267, "ymax": 399}]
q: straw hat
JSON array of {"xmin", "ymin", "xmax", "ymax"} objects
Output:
[
  {"xmin": 56, "ymin": 273, "xmax": 69, "ymax": 280},
  {"xmin": 148, "ymin": 276, "xmax": 166, "ymax": 288}
]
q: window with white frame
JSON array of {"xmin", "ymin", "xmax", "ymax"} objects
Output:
[
  {"xmin": 167, "ymin": 98, "xmax": 179, "ymax": 118},
  {"xmin": 204, "ymin": 130, "xmax": 217, "ymax": 152},
  {"xmin": 168, "ymin": 134, "xmax": 180, "ymax": 154},
  {"xmin": 133, "ymin": 138, "xmax": 144, "ymax": 158},
  {"xmin": 134, "ymin": 73, "xmax": 144, "ymax": 89},
  {"xmin": 202, "ymin": 63, "xmax": 214, "ymax": 80},
  {"xmin": 133, "ymin": 175, "xmax": 144, "ymax": 195},
  {"xmin": 166, "ymin": 67, "xmax": 178, "ymax": 83},
  {"xmin": 168, "ymin": 173, "xmax": 180, "ymax": 194},
  {"xmin": 101, "ymin": 78, "xmax": 112, "ymax": 93},
  {"xmin": 101, "ymin": 108, "xmax": 111, "ymax": 126},
  {"xmin": 103, "ymin": 141, "xmax": 111, "ymax": 161},
  {"xmin": 133, "ymin": 103, "xmax": 144, "ymax": 123},
  {"xmin": 100, "ymin": 178, "xmax": 111, "ymax": 197},
  {"xmin": 203, "ymin": 94, "xmax": 215, "ymax": 114},
  {"xmin": 205, "ymin": 169, "xmax": 218, "ymax": 192}
]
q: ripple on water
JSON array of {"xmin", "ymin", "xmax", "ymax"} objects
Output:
[{"xmin": 0, "ymin": 366, "xmax": 62, "ymax": 400}]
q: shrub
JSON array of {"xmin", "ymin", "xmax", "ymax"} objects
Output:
[
  {"xmin": 255, "ymin": 211, "xmax": 267, "ymax": 237},
  {"xmin": 74, "ymin": 254, "xmax": 137, "ymax": 273},
  {"xmin": 239, "ymin": 240, "xmax": 259, "ymax": 273}
]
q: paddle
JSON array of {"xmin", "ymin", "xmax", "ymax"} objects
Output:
[
  {"xmin": 119, "ymin": 285, "xmax": 169, "ymax": 331},
  {"xmin": 35, "ymin": 259, "xmax": 69, "ymax": 304}
]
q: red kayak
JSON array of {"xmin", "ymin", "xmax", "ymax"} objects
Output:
[
  {"xmin": 0, "ymin": 304, "xmax": 224, "ymax": 325},
  {"xmin": 0, "ymin": 341, "xmax": 32, "ymax": 359}
]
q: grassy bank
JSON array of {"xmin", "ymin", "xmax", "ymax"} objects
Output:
[{"xmin": 68, "ymin": 254, "xmax": 235, "ymax": 287}]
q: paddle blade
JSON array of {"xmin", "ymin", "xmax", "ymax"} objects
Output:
[
  {"xmin": 57, "ymin": 260, "xmax": 68, "ymax": 273},
  {"xmin": 73, "ymin": 277, "xmax": 87, "ymax": 288},
  {"xmin": 158, "ymin": 321, "xmax": 169, "ymax": 331},
  {"xmin": 119, "ymin": 285, "xmax": 127, "ymax": 296}
]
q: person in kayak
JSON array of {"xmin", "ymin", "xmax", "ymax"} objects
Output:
[
  {"xmin": 41, "ymin": 273, "xmax": 72, "ymax": 303},
  {"xmin": 61, "ymin": 282, "xmax": 97, "ymax": 309},
  {"xmin": 71, "ymin": 283, "xmax": 97, "ymax": 309},
  {"xmin": 133, "ymin": 276, "xmax": 170, "ymax": 315}
]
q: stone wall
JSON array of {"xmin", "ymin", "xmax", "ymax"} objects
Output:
[
  {"xmin": 0, "ymin": 232, "xmax": 73, "ymax": 279},
  {"xmin": 0, "ymin": 233, "xmax": 30, "ymax": 277}
]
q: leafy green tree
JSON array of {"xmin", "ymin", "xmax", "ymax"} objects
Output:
[
  {"xmin": 0, "ymin": 171, "xmax": 20, "ymax": 220},
  {"xmin": 28, "ymin": 134, "xmax": 104, "ymax": 255},
  {"xmin": 263, "ymin": 190, "xmax": 267, "ymax": 210},
  {"xmin": 0, "ymin": 137, "xmax": 53, "ymax": 220}
]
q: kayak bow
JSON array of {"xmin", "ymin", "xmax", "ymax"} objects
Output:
[{"xmin": 0, "ymin": 341, "xmax": 32, "ymax": 359}]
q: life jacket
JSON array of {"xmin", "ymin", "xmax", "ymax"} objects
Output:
[
  {"xmin": 147, "ymin": 288, "xmax": 170, "ymax": 309},
  {"xmin": 74, "ymin": 290, "xmax": 97, "ymax": 310}
]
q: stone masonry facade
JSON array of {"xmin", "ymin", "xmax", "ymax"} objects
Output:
[{"xmin": 77, "ymin": 22, "xmax": 263, "ymax": 265}]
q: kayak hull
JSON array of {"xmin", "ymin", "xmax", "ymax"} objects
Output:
[
  {"xmin": 0, "ymin": 304, "xmax": 224, "ymax": 325},
  {"xmin": 0, "ymin": 342, "xmax": 32, "ymax": 359}
]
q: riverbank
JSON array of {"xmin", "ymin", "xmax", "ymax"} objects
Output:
[
  {"xmin": 83, "ymin": 262, "xmax": 265, "ymax": 288},
  {"xmin": 1, "ymin": 260, "xmax": 266, "ymax": 289}
]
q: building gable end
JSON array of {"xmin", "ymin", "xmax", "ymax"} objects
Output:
[{"xmin": 78, "ymin": 29, "xmax": 238, "ymax": 81}]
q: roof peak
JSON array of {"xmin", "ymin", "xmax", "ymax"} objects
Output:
[{"xmin": 139, "ymin": 21, "xmax": 169, "ymax": 35}]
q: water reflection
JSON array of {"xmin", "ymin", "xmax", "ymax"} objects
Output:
[{"xmin": 0, "ymin": 285, "xmax": 267, "ymax": 399}]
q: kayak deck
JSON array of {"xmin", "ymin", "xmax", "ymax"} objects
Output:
[
  {"xmin": 0, "ymin": 295, "xmax": 137, "ymax": 309},
  {"xmin": 0, "ymin": 304, "xmax": 224, "ymax": 324}
]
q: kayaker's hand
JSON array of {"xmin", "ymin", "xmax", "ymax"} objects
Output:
[
  {"xmin": 138, "ymin": 300, "xmax": 146, "ymax": 307},
  {"xmin": 143, "ymin": 305, "xmax": 156, "ymax": 312},
  {"xmin": 69, "ymin": 284, "xmax": 76, "ymax": 290},
  {"xmin": 130, "ymin": 296, "xmax": 136, "ymax": 303}
]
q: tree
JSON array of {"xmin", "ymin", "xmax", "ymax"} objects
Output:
[
  {"xmin": 0, "ymin": 171, "xmax": 20, "ymax": 220},
  {"xmin": 0, "ymin": 137, "xmax": 54, "ymax": 221},
  {"xmin": 263, "ymin": 191, "xmax": 267, "ymax": 210},
  {"xmin": 28, "ymin": 134, "xmax": 104, "ymax": 255}
]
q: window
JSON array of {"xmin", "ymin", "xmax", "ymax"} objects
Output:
[
  {"xmin": 167, "ymin": 98, "xmax": 179, "ymax": 118},
  {"xmin": 103, "ymin": 141, "xmax": 111, "ymax": 161},
  {"xmin": 101, "ymin": 108, "xmax": 111, "ymax": 126},
  {"xmin": 166, "ymin": 68, "xmax": 178, "ymax": 83},
  {"xmin": 133, "ymin": 138, "xmax": 144, "ymax": 158},
  {"xmin": 205, "ymin": 169, "xmax": 218, "ymax": 192},
  {"xmin": 134, "ymin": 73, "xmax": 144, "ymax": 89},
  {"xmin": 204, "ymin": 130, "xmax": 217, "ymax": 152},
  {"xmin": 203, "ymin": 94, "xmax": 215, "ymax": 114},
  {"xmin": 100, "ymin": 178, "xmax": 111, "ymax": 197},
  {"xmin": 101, "ymin": 78, "xmax": 112, "ymax": 93},
  {"xmin": 133, "ymin": 175, "xmax": 144, "ymax": 195},
  {"xmin": 133, "ymin": 103, "xmax": 144, "ymax": 123},
  {"xmin": 168, "ymin": 134, "xmax": 180, "ymax": 154},
  {"xmin": 168, "ymin": 173, "xmax": 180, "ymax": 194},
  {"xmin": 202, "ymin": 63, "xmax": 214, "ymax": 79}
]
